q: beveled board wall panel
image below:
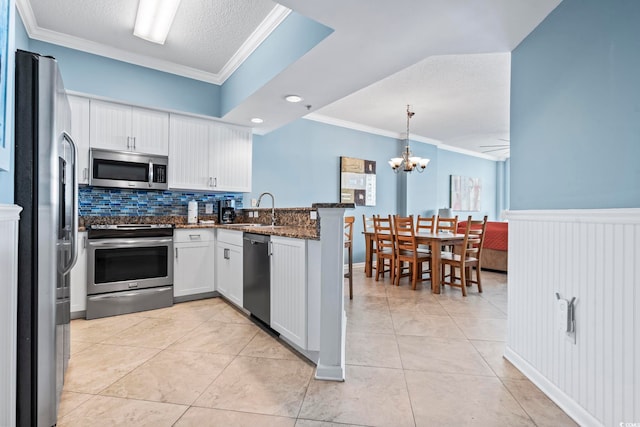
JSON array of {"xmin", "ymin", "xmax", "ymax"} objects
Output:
[{"xmin": 506, "ymin": 208, "xmax": 640, "ymax": 427}]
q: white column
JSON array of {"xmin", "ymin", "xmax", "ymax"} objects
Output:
[
  {"xmin": 315, "ymin": 206, "xmax": 349, "ymax": 381},
  {"xmin": 0, "ymin": 205, "xmax": 23, "ymax": 427}
]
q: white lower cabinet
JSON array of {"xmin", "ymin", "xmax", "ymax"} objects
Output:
[
  {"xmin": 270, "ymin": 236, "xmax": 307, "ymax": 349},
  {"xmin": 215, "ymin": 229, "xmax": 243, "ymax": 307},
  {"xmin": 70, "ymin": 231, "xmax": 88, "ymax": 316},
  {"xmin": 173, "ymin": 229, "xmax": 215, "ymax": 298}
]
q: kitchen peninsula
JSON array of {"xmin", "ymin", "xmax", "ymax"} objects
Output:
[{"xmin": 73, "ymin": 203, "xmax": 354, "ymax": 382}]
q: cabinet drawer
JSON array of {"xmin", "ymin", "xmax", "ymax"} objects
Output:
[
  {"xmin": 174, "ymin": 228, "xmax": 215, "ymax": 243},
  {"xmin": 216, "ymin": 229, "xmax": 243, "ymax": 246}
]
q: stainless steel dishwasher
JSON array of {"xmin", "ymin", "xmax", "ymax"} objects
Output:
[{"xmin": 243, "ymin": 233, "xmax": 270, "ymax": 325}]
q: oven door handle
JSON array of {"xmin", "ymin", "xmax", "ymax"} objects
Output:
[{"xmin": 88, "ymin": 238, "xmax": 173, "ymax": 247}]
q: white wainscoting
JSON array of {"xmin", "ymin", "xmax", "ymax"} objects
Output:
[
  {"xmin": 0, "ymin": 205, "xmax": 22, "ymax": 427},
  {"xmin": 506, "ymin": 208, "xmax": 640, "ymax": 427}
]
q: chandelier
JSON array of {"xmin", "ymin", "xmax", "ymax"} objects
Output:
[{"xmin": 388, "ymin": 105, "xmax": 430, "ymax": 173}]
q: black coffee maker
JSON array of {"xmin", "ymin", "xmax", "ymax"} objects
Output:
[{"xmin": 218, "ymin": 199, "xmax": 236, "ymax": 224}]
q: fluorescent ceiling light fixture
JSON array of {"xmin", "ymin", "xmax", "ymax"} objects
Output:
[
  {"xmin": 251, "ymin": 118, "xmax": 264, "ymax": 124},
  {"xmin": 134, "ymin": 0, "xmax": 181, "ymax": 45},
  {"xmin": 285, "ymin": 95, "xmax": 303, "ymax": 103}
]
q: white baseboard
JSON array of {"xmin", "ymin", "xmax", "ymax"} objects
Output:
[{"xmin": 504, "ymin": 346, "xmax": 602, "ymax": 427}]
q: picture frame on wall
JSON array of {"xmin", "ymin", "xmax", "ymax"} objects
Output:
[
  {"xmin": 450, "ymin": 175, "xmax": 482, "ymax": 211},
  {"xmin": 340, "ymin": 156, "xmax": 376, "ymax": 206}
]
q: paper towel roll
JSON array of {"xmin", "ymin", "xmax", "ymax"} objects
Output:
[{"xmin": 188, "ymin": 200, "xmax": 198, "ymax": 224}]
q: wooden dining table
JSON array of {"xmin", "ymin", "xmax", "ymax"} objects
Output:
[{"xmin": 362, "ymin": 231, "xmax": 466, "ymax": 294}]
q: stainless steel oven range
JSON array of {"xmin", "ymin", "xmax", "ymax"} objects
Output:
[{"xmin": 86, "ymin": 224, "xmax": 174, "ymax": 319}]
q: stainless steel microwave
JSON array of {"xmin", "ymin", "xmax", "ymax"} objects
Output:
[{"xmin": 89, "ymin": 148, "xmax": 168, "ymax": 190}]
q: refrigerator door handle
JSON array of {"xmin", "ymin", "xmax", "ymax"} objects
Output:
[{"xmin": 60, "ymin": 131, "xmax": 79, "ymax": 274}]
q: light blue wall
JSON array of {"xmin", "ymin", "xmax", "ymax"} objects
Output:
[
  {"xmin": 436, "ymin": 149, "xmax": 498, "ymax": 221},
  {"xmin": 250, "ymin": 118, "xmax": 498, "ymax": 263},
  {"xmin": 511, "ymin": 0, "xmax": 640, "ymax": 210},
  {"xmin": 29, "ymin": 40, "xmax": 221, "ymax": 117},
  {"xmin": 0, "ymin": 3, "xmax": 21, "ymax": 204},
  {"xmin": 220, "ymin": 12, "xmax": 333, "ymax": 116}
]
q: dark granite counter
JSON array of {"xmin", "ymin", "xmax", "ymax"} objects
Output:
[{"xmin": 79, "ymin": 207, "xmax": 323, "ymax": 239}]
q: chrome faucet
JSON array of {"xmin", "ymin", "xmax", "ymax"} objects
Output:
[{"xmin": 257, "ymin": 192, "xmax": 276, "ymax": 227}]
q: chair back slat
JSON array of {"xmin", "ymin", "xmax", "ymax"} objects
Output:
[
  {"xmin": 416, "ymin": 215, "xmax": 436, "ymax": 233},
  {"xmin": 344, "ymin": 216, "xmax": 355, "ymax": 244},
  {"xmin": 373, "ymin": 215, "xmax": 394, "ymax": 251},
  {"xmin": 460, "ymin": 215, "xmax": 487, "ymax": 260},
  {"xmin": 394, "ymin": 215, "xmax": 417, "ymax": 252},
  {"xmin": 362, "ymin": 215, "xmax": 375, "ymax": 233},
  {"xmin": 436, "ymin": 215, "xmax": 458, "ymax": 234}
]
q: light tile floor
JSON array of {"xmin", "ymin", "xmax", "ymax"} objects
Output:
[{"xmin": 58, "ymin": 267, "xmax": 577, "ymax": 427}]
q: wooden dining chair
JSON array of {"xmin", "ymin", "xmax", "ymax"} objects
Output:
[
  {"xmin": 415, "ymin": 214, "xmax": 436, "ymax": 278},
  {"xmin": 373, "ymin": 215, "xmax": 395, "ymax": 283},
  {"xmin": 436, "ymin": 214, "xmax": 459, "ymax": 254},
  {"xmin": 416, "ymin": 214, "xmax": 436, "ymax": 234},
  {"xmin": 436, "ymin": 215, "xmax": 458, "ymax": 234},
  {"xmin": 394, "ymin": 215, "xmax": 431, "ymax": 289},
  {"xmin": 362, "ymin": 215, "xmax": 376, "ymax": 273},
  {"xmin": 439, "ymin": 215, "xmax": 487, "ymax": 296},
  {"xmin": 344, "ymin": 216, "xmax": 355, "ymax": 300}
]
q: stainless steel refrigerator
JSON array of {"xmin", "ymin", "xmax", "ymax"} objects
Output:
[{"xmin": 15, "ymin": 50, "xmax": 79, "ymax": 427}]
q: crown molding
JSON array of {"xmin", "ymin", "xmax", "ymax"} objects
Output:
[
  {"xmin": 305, "ymin": 113, "xmax": 505, "ymax": 161},
  {"xmin": 15, "ymin": 0, "xmax": 290, "ymax": 85},
  {"xmin": 217, "ymin": 4, "xmax": 291, "ymax": 82},
  {"xmin": 438, "ymin": 143, "xmax": 507, "ymax": 161},
  {"xmin": 305, "ymin": 113, "xmax": 403, "ymax": 140}
]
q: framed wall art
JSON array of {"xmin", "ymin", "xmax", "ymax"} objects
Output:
[
  {"xmin": 450, "ymin": 175, "xmax": 481, "ymax": 211},
  {"xmin": 340, "ymin": 156, "xmax": 376, "ymax": 206}
]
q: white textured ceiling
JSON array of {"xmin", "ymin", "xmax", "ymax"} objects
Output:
[
  {"xmin": 17, "ymin": 0, "xmax": 563, "ymax": 159},
  {"xmin": 21, "ymin": 0, "xmax": 280, "ymax": 82}
]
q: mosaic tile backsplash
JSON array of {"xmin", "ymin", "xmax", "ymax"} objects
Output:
[{"xmin": 79, "ymin": 187, "xmax": 243, "ymax": 217}]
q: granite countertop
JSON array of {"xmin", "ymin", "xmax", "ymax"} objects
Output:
[
  {"xmin": 78, "ymin": 204, "xmax": 355, "ymax": 240},
  {"xmin": 80, "ymin": 216, "xmax": 319, "ymax": 240},
  {"xmin": 215, "ymin": 223, "xmax": 319, "ymax": 240}
]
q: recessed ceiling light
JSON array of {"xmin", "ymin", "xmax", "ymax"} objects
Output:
[
  {"xmin": 251, "ymin": 118, "xmax": 264, "ymax": 124},
  {"xmin": 285, "ymin": 95, "xmax": 303, "ymax": 103}
]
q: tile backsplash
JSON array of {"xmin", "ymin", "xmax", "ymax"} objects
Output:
[{"xmin": 79, "ymin": 187, "xmax": 243, "ymax": 217}]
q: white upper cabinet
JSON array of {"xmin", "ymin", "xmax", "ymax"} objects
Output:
[
  {"xmin": 67, "ymin": 95, "xmax": 90, "ymax": 184},
  {"xmin": 169, "ymin": 113, "xmax": 252, "ymax": 192},
  {"xmin": 211, "ymin": 123, "xmax": 252, "ymax": 193},
  {"xmin": 90, "ymin": 100, "xmax": 169, "ymax": 155},
  {"xmin": 169, "ymin": 115, "xmax": 211, "ymax": 191}
]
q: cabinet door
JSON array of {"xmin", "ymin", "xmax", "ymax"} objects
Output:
[
  {"xmin": 169, "ymin": 114, "xmax": 211, "ymax": 190},
  {"xmin": 89, "ymin": 100, "xmax": 132, "ymax": 151},
  {"xmin": 68, "ymin": 96, "xmax": 91, "ymax": 184},
  {"xmin": 226, "ymin": 245, "xmax": 243, "ymax": 307},
  {"xmin": 174, "ymin": 241, "xmax": 215, "ymax": 297},
  {"xmin": 215, "ymin": 242, "xmax": 243, "ymax": 308},
  {"xmin": 131, "ymin": 107, "xmax": 169, "ymax": 155},
  {"xmin": 70, "ymin": 232, "xmax": 87, "ymax": 315},
  {"xmin": 270, "ymin": 236, "xmax": 307, "ymax": 348},
  {"xmin": 209, "ymin": 123, "xmax": 252, "ymax": 192}
]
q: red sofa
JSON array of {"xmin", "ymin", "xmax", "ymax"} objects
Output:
[{"xmin": 457, "ymin": 220, "xmax": 508, "ymax": 272}]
